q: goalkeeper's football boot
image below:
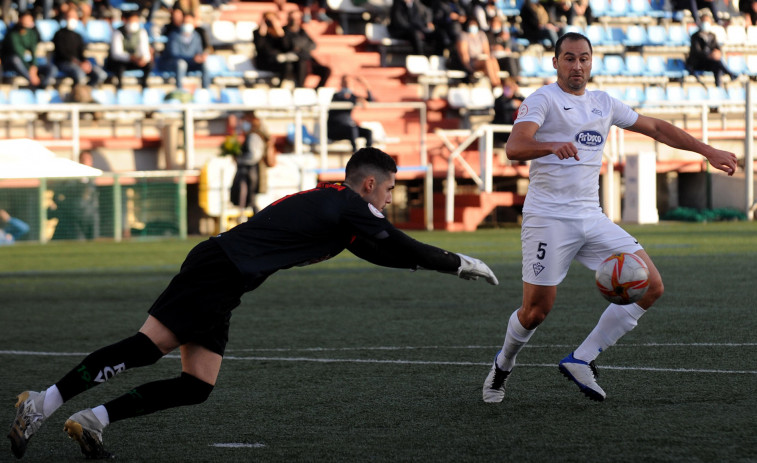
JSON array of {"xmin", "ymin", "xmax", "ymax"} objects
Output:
[
  {"xmin": 64, "ymin": 409, "xmax": 113, "ymax": 459},
  {"xmin": 8, "ymin": 391, "xmax": 47, "ymax": 459},
  {"xmin": 482, "ymin": 351, "xmax": 511, "ymax": 403},
  {"xmin": 558, "ymin": 352, "xmax": 606, "ymax": 401}
]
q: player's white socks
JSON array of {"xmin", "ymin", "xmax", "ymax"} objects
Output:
[
  {"xmin": 43, "ymin": 384, "xmax": 64, "ymax": 417},
  {"xmin": 496, "ymin": 309, "xmax": 536, "ymax": 371},
  {"xmin": 574, "ymin": 302, "xmax": 646, "ymax": 362},
  {"xmin": 92, "ymin": 405, "xmax": 110, "ymax": 427}
]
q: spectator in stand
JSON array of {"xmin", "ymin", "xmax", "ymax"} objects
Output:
[
  {"xmin": 173, "ymin": 0, "xmax": 200, "ymax": 15},
  {"xmin": 492, "ymin": 76, "xmax": 524, "ymax": 146},
  {"xmin": 164, "ymin": 11, "xmax": 210, "ymax": 89},
  {"xmin": 328, "ymin": 75, "xmax": 374, "ymax": 152},
  {"xmin": 253, "ymin": 11, "xmax": 291, "ymax": 86},
  {"xmin": 1, "ymin": 10, "xmax": 52, "ymax": 88},
  {"xmin": 427, "ymin": 0, "xmax": 465, "ymax": 57},
  {"xmin": 230, "ymin": 111, "xmax": 273, "ymax": 219},
  {"xmin": 284, "ymin": 9, "xmax": 331, "ymax": 89},
  {"xmin": 299, "ymin": 0, "xmax": 331, "ymax": 22},
  {"xmin": 105, "ymin": 10, "xmax": 153, "ymax": 88},
  {"xmin": 162, "ymin": 7, "xmax": 210, "ymax": 50},
  {"xmin": 519, "ymin": 0, "xmax": 559, "ymax": 49},
  {"xmin": 739, "ymin": 0, "xmax": 757, "ymax": 25},
  {"xmin": 672, "ymin": 0, "xmax": 722, "ymax": 25},
  {"xmin": 388, "ymin": 0, "xmax": 434, "ymax": 56},
  {"xmin": 471, "ymin": 0, "xmax": 504, "ymax": 32},
  {"xmin": 450, "ymin": 17, "xmax": 502, "ymax": 87},
  {"xmin": 91, "ymin": 0, "xmax": 112, "ymax": 19},
  {"xmin": 488, "ymin": 17, "xmax": 521, "ymax": 79},
  {"xmin": 686, "ymin": 8, "xmax": 738, "ymax": 87},
  {"xmin": 51, "ymin": 8, "xmax": 107, "ymax": 88},
  {"xmin": 0, "ymin": 209, "xmax": 30, "ymax": 245},
  {"xmin": 59, "ymin": 0, "xmax": 92, "ymax": 25}
]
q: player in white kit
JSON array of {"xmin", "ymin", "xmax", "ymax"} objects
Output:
[{"xmin": 482, "ymin": 32, "xmax": 738, "ymax": 402}]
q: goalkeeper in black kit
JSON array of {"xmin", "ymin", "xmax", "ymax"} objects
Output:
[{"xmin": 8, "ymin": 147, "xmax": 498, "ymax": 460}]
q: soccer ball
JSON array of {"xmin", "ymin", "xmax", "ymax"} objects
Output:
[{"xmin": 595, "ymin": 253, "xmax": 650, "ymax": 305}]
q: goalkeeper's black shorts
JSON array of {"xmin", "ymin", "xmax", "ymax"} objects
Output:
[{"xmin": 148, "ymin": 239, "xmax": 251, "ymax": 356}]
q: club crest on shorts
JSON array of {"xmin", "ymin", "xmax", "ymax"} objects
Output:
[{"xmin": 533, "ymin": 262, "xmax": 545, "ymax": 276}]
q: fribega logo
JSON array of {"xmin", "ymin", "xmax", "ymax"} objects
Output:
[{"xmin": 575, "ymin": 130, "xmax": 603, "ymax": 146}]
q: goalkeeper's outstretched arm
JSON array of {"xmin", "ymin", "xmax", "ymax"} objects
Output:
[{"xmin": 347, "ymin": 228, "xmax": 498, "ymax": 285}]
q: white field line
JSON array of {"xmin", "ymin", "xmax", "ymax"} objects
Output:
[{"xmin": 1, "ymin": 346, "xmax": 756, "ymax": 375}]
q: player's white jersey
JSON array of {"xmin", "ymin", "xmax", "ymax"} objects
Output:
[{"xmin": 514, "ymin": 83, "xmax": 639, "ymax": 218}]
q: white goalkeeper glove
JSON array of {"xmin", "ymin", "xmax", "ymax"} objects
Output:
[{"xmin": 456, "ymin": 253, "xmax": 499, "ymax": 285}]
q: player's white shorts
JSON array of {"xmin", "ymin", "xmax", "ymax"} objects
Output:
[{"xmin": 521, "ymin": 211, "xmax": 643, "ymax": 286}]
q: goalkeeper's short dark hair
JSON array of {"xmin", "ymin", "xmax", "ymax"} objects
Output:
[{"xmin": 345, "ymin": 148, "xmax": 397, "ymax": 184}]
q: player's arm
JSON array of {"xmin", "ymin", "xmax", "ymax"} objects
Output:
[
  {"xmin": 505, "ymin": 121, "xmax": 580, "ymax": 161},
  {"xmin": 626, "ymin": 114, "xmax": 737, "ymax": 176},
  {"xmin": 348, "ymin": 228, "xmax": 498, "ymax": 285}
]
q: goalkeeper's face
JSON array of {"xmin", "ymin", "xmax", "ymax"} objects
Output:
[{"xmin": 363, "ymin": 172, "xmax": 396, "ymax": 212}]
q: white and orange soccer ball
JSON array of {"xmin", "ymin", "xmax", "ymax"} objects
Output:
[{"xmin": 595, "ymin": 252, "xmax": 650, "ymax": 305}]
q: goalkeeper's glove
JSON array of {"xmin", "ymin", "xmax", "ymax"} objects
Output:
[{"xmin": 456, "ymin": 253, "xmax": 499, "ymax": 285}]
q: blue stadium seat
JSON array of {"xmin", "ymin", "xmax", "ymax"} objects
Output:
[
  {"xmin": 665, "ymin": 58, "xmax": 687, "ymax": 78},
  {"xmin": 35, "ymin": 89, "xmax": 63, "ymax": 104},
  {"xmin": 644, "ymin": 55, "xmax": 666, "ymax": 76},
  {"xmin": 142, "ymin": 87, "xmax": 166, "ymax": 106},
  {"xmin": 707, "ymin": 86, "xmax": 728, "ymax": 102},
  {"xmin": 623, "ymin": 86, "xmax": 644, "ymax": 105},
  {"xmin": 0, "ymin": 22, "xmax": 7, "ymax": 41},
  {"xmin": 645, "ymin": 25, "xmax": 667, "ymax": 46},
  {"xmin": 9, "ymin": 89, "xmax": 36, "ymax": 105},
  {"xmin": 519, "ymin": 55, "xmax": 542, "ymax": 78},
  {"xmin": 205, "ymin": 54, "xmax": 243, "ymax": 82},
  {"xmin": 116, "ymin": 88, "xmax": 143, "ymax": 105},
  {"xmin": 591, "ymin": 55, "xmax": 604, "ymax": 75},
  {"xmin": 604, "ymin": 87, "xmax": 625, "ymax": 100},
  {"xmin": 600, "ymin": 55, "xmax": 626, "ymax": 76},
  {"xmin": 687, "ymin": 86, "xmax": 708, "ymax": 103},
  {"xmin": 665, "ymin": 85, "xmax": 685, "ymax": 103},
  {"xmin": 193, "ymin": 88, "xmax": 218, "ymax": 104},
  {"xmin": 589, "ymin": 0, "xmax": 610, "ymax": 16},
  {"xmin": 623, "ymin": 55, "xmax": 646, "ymax": 76},
  {"xmin": 727, "ymin": 56, "xmax": 750, "ymax": 77},
  {"xmin": 727, "ymin": 86, "xmax": 746, "ymax": 102},
  {"xmin": 91, "ymin": 88, "xmax": 116, "ymax": 105},
  {"xmin": 220, "ymin": 88, "xmax": 243, "ymax": 105},
  {"xmin": 85, "ymin": 19, "xmax": 113, "ymax": 44},
  {"xmin": 606, "ymin": 27, "xmax": 625, "ymax": 45},
  {"xmin": 667, "ymin": 25, "xmax": 690, "ymax": 46},
  {"xmin": 36, "ymin": 19, "xmax": 60, "ymax": 42},
  {"xmin": 623, "ymin": 25, "xmax": 647, "ymax": 47},
  {"xmin": 585, "ymin": 25, "xmax": 607, "ymax": 45},
  {"xmin": 608, "ymin": 0, "xmax": 630, "ymax": 16},
  {"xmin": 642, "ymin": 86, "xmax": 666, "ymax": 107}
]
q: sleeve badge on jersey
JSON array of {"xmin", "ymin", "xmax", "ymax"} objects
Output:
[
  {"xmin": 517, "ymin": 104, "xmax": 528, "ymax": 119},
  {"xmin": 368, "ymin": 203, "xmax": 385, "ymax": 218}
]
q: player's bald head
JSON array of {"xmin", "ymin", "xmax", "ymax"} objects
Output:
[{"xmin": 345, "ymin": 148, "xmax": 397, "ymax": 185}]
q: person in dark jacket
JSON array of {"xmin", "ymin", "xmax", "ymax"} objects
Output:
[
  {"xmin": 51, "ymin": 8, "xmax": 107, "ymax": 87},
  {"xmin": 686, "ymin": 9, "xmax": 738, "ymax": 87},
  {"xmin": 284, "ymin": 9, "xmax": 331, "ymax": 88},
  {"xmin": 328, "ymin": 75, "xmax": 374, "ymax": 152},
  {"xmin": 388, "ymin": 0, "xmax": 434, "ymax": 55}
]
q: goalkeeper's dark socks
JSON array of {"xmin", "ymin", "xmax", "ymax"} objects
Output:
[
  {"xmin": 104, "ymin": 372, "xmax": 214, "ymax": 423},
  {"xmin": 55, "ymin": 332, "xmax": 164, "ymax": 401}
]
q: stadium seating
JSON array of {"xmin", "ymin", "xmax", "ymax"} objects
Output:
[
  {"xmin": 35, "ymin": 89, "xmax": 63, "ymax": 104},
  {"xmin": 234, "ymin": 20, "xmax": 257, "ymax": 43},
  {"xmin": 292, "ymin": 87, "xmax": 318, "ymax": 107},
  {"xmin": 211, "ymin": 20, "xmax": 238, "ymax": 48},
  {"xmin": 365, "ymin": 22, "xmax": 412, "ymax": 66},
  {"xmin": 85, "ymin": 19, "xmax": 113, "ymax": 44},
  {"xmin": 9, "ymin": 88, "xmax": 36, "ymax": 105},
  {"xmin": 205, "ymin": 54, "xmax": 244, "ymax": 86},
  {"xmin": 220, "ymin": 88, "xmax": 244, "ymax": 105},
  {"xmin": 622, "ymin": 24, "xmax": 647, "ymax": 47},
  {"xmin": 36, "ymin": 19, "xmax": 60, "ymax": 42},
  {"xmin": 241, "ymin": 87, "xmax": 268, "ymax": 107},
  {"xmin": 642, "ymin": 85, "xmax": 666, "ymax": 107}
]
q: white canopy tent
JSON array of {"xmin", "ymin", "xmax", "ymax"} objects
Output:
[{"xmin": 0, "ymin": 139, "xmax": 102, "ymax": 179}]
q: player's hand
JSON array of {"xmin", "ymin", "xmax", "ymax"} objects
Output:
[
  {"xmin": 706, "ymin": 148, "xmax": 738, "ymax": 176},
  {"xmin": 553, "ymin": 142, "xmax": 579, "ymax": 161},
  {"xmin": 456, "ymin": 254, "xmax": 499, "ymax": 285}
]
